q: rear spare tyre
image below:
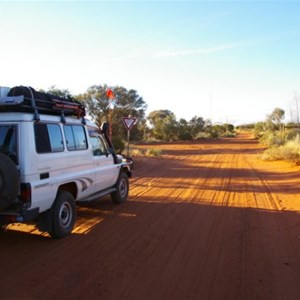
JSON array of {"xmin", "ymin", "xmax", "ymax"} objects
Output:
[{"xmin": 0, "ymin": 153, "xmax": 20, "ymax": 210}]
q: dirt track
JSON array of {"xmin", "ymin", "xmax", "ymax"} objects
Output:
[{"xmin": 1, "ymin": 133, "xmax": 300, "ymax": 300}]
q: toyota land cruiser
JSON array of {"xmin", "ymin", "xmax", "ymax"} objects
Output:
[{"xmin": 0, "ymin": 86, "xmax": 132, "ymax": 238}]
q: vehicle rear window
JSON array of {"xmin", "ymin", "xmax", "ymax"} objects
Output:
[
  {"xmin": 0, "ymin": 125, "xmax": 18, "ymax": 163},
  {"xmin": 35, "ymin": 123, "xmax": 64, "ymax": 153},
  {"xmin": 64, "ymin": 125, "xmax": 87, "ymax": 151}
]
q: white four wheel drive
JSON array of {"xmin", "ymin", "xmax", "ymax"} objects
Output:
[{"xmin": 0, "ymin": 86, "xmax": 132, "ymax": 238}]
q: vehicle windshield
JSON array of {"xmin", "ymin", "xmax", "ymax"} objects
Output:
[{"xmin": 0, "ymin": 125, "xmax": 18, "ymax": 164}]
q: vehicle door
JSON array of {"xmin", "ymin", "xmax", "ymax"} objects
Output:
[{"xmin": 89, "ymin": 131, "xmax": 119, "ymax": 192}]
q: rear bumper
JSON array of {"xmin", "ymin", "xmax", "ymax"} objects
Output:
[{"xmin": 0, "ymin": 207, "xmax": 39, "ymax": 225}]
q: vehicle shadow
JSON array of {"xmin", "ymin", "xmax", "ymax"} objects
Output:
[{"xmin": 1, "ymin": 197, "xmax": 300, "ymax": 300}]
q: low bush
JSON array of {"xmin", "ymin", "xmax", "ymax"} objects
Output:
[
  {"xmin": 259, "ymin": 131, "xmax": 285, "ymax": 147},
  {"xmin": 221, "ymin": 132, "xmax": 236, "ymax": 138},
  {"xmin": 129, "ymin": 147, "xmax": 162, "ymax": 157},
  {"xmin": 130, "ymin": 148, "xmax": 143, "ymax": 156},
  {"xmin": 195, "ymin": 132, "xmax": 211, "ymax": 139},
  {"xmin": 145, "ymin": 148, "xmax": 162, "ymax": 156},
  {"xmin": 261, "ymin": 135, "xmax": 300, "ymax": 164},
  {"xmin": 112, "ymin": 136, "xmax": 125, "ymax": 154}
]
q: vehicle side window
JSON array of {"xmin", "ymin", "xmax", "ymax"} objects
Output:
[
  {"xmin": 63, "ymin": 125, "xmax": 76, "ymax": 150},
  {"xmin": 35, "ymin": 123, "xmax": 64, "ymax": 153},
  {"xmin": 89, "ymin": 136, "xmax": 107, "ymax": 156},
  {"xmin": 64, "ymin": 125, "xmax": 87, "ymax": 151},
  {"xmin": 0, "ymin": 125, "xmax": 18, "ymax": 163},
  {"xmin": 99, "ymin": 135, "xmax": 112, "ymax": 154}
]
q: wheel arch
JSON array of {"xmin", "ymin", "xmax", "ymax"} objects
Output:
[
  {"xmin": 38, "ymin": 184, "xmax": 77, "ymax": 233},
  {"xmin": 120, "ymin": 165, "xmax": 132, "ymax": 179},
  {"xmin": 57, "ymin": 182, "xmax": 78, "ymax": 200}
]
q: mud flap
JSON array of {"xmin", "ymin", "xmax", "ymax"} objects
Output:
[{"xmin": 37, "ymin": 209, "xmax": 53, "ymax": 232}]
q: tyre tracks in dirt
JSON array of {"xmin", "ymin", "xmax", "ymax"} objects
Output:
[{"xmin": 1, "ymin": 134, "xmax": 300, "ymax": 299}]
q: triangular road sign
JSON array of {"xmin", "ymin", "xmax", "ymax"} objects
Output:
[{"xmin": 122, "ymin": 117, "xmax": 136, "ymax": 131}]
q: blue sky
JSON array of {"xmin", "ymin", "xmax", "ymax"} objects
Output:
[{"xmin": 1, "ymin": 1, "xmax": 300, "ymax": 125}]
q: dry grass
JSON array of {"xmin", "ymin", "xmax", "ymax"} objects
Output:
[
  {"xmin": 129, "ymin": 147, "xmax": 162, "ymax": 157},
  {"xmin": 261, "ymin": 136, "xmax": 300, "ymax": 164}
]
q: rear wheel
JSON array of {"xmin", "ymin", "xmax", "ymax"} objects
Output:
[
  {"xmin": 49, "ymin": 191, "xmax": 76, "ymax": 238},
  {"xmin": 111, "ymin": 172, "xmax": 129, "ymax": 204}
]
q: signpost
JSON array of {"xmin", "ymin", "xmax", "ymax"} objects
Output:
[
  {"xmin": 122, "ymin": 116, "xmax": 136, "ymax": 157},
  {"xmin": 106, "ymin": 88, "xmax": 116, "ymax": 141}
]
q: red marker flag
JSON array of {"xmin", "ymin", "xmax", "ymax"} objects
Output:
[{"xmin": 106, "ymin": 89, "xmax": 115, "ymax": 99}]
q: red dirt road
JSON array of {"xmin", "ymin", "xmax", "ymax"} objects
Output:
[{"xmin": 1, "ymin": 133, "xmax": 300, "ymax": 299}]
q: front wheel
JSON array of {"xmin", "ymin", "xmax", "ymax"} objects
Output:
[
  {"xmin": 111, "ymin": 172, "xmax": 129, "ymax": 204},
  {"xmin": 49, "ymin": 191, "xmax": 76, "ymax": 238}
]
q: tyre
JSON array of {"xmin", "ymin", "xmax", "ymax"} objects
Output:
[
  {"xmin": 111, "ymin": 172, "xmax": 129, "ymax": 204},
  {"xmin": 49, "ymin": 191, "xmax": 76, "ymax": 238},
  {"xmin": 0, "ymin": 153, "xmax": 20, "ymax": 210}
]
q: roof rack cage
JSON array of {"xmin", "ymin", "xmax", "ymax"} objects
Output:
[{"xmin": 0, "ymin": 86, "xmax": 86, "ymax": 123}]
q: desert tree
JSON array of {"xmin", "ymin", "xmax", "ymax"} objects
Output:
[
  {"xmin": 267, "ymin": 108, "xmax": 285, "ymax": 132},
  {"xmin": 147, "ymin": 110, "xmax": 178, "ymax": 141},
  {"xmin": 77, "ymin": 84, "xmax": 147, "ymax": 140}
]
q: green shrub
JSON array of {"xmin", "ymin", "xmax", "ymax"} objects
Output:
[
  {"xmin": 205, "ymin": 126, "xmax": 219, "ymax": 138},
  {"xmin": 195, "ymin": 132, "xmax": 210, "ymax": 139},
  {"xmin": 259, "ymin": 131, "xmax": 285, "ymax": 147},
  {"xmin": 112, "ymin": 136, "xmax": 125, "ymax": 154},
  {"xmin": 178, "ymin": 131, "xmax": 192, "ymax": 141},
  {"xmin": 210, "ymin": 129, "xmax": 219, "ymax": 139},
  {"xmin": 253, "ymin": 122, "xmax": 266, "ymax": 138}
]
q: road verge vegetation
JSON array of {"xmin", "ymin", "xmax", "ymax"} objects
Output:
[
  {"xmin": 249, "ymin": 107, "xmax": 300, "ymax": 164},
  {"xmin": 130, "ymin": 147, "xmax": 162, "ymax": 157},
  {"xmin": 261, "ymin": 132, "xmax": 300, "ymax": 164}
]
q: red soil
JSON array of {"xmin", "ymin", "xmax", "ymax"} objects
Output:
[{"xmin": 1, "ymin": 132, "xmax": 300, "ymax": 299}]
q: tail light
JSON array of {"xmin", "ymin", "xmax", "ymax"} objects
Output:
[{"xmin": 20, "ymin": 183, "xmax": 31, "ymax": 205}]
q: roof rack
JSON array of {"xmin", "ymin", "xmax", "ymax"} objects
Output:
[{"xmin": 0, "ymin": 86, "xmax": 86, "ymax": 124}]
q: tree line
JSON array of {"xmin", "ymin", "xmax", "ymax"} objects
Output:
[
  {"xmin": 40, "ymin": 85, "xmax": 300, "ymax": 163},
  {"xmin": 43, "ymin": 85, "xmax": 235, "ymax": 144}
]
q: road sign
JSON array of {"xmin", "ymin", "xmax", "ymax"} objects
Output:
[{"xmin": 122, "ymin": 117, "xmax": 136, "ymax": 131}]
